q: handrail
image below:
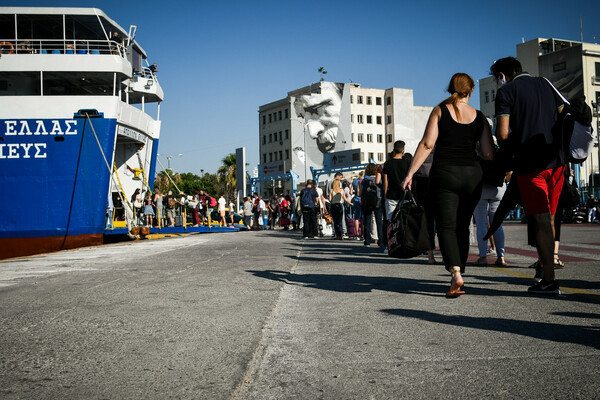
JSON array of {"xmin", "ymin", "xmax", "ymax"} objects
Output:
[{"xmin": 0, "ymin": 38, "xmax": 126, "ymax": 57}]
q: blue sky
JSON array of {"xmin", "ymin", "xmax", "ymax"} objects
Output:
[{"xmin": 6, "ymin": 0, "xmax": 600, "ymax": 174}]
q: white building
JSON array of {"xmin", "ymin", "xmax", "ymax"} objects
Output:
[
  {"xmin": 258, "ymin": 81, "xmax": 431, "ymax": 197},
  {"xmin": 479, "ymin": 38, "xmax": 600, "ymax": 187}
]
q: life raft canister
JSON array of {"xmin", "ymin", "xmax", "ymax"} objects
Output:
[{"xmin": 0, "ymin": 41, "xmax": 14, "ymax": 54}]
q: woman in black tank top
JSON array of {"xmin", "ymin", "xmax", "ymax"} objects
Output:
[{"xmin": 401, "ymin": 73, "xmax": 495, "ymax": 298}]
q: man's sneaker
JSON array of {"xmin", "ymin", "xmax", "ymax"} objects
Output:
[
  {"xmin": 533, "ymin": 266, "xmax": 544, "ymax": 283},
  {"xmin": 528, "ymin": 279, "xmax": 560, "ymax": 295},
  {"xmin": 303, "ymin": 236, "xmax": 309, "ymax": 239},
  {"xmin": 383, "ymin": 248, "xmax": 388, "ymax": 255},
  {"xmin": 528, "ymin": 260, "xmax": 540, "ymax": 269},
  {"xmin": 487, "ymin": 248, "xmax": 497, "ymax": 256}
]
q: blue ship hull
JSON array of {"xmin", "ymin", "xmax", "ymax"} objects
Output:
[{"xmin": 0, "ymin": 113, "xmax": 118, "ymax": 258}]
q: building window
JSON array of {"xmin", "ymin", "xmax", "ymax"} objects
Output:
[
  {"xmin": 491, "ymin": 90, "xmax": 495, "ymax": 101},
  {"xmin": 358, "ymin": 133, "xmax": 364, "ymax": 142},
  {"xmin": 368, "ymin": 152, "xmax": 374, "ymax": 160},
  {"xmin": 377, "ymin": 134, "xmax": 383, "ymax": 143},
  {"xmin": 378, "ymin": 153, "xmax": 384, "ymax": 162},
  {"xmin": 269, "ymin": 133, "xmax": 273, "ymax": 143},
  {"xmin": 269, "ymin": 114, "xmax": 272, "ymax": 123},
  {"xmin": 278, "ymin": 110, "xmax": 282, "ymax": 120},
  {"xmin": 263, "ymin": 135, "xmax": 266, "ymax": 144},
  {"xmin": 595, "ymin": 62, "xmax": 600, "ymax": 82},
  {"xmin": 387, "ymin": 134, "xmax": 392, "ymax": 143},
  {"xmin": 376, "ymin": 97, "xmax": 382, "ymax": 105},
  {"xmin": 361, "ymin": 152, "xmax": 365, "ymax": 162},
  {"xmin": 274, "ymin": 152, "xmax": 277, "ymax": 161},
  {"xmin": 386, "ymin": 96, "xmax": 391, "ymax": 105},
  {"xmin": 351, "ymin": 133, "xmax": 355, "ymax": 142},
  {"xmin": 386, "ymin": 116, "xmax": 392, "ymax": 124},
  {"xmin": 351, "ymin": 114, "xmax": 354, "ymax": 123},
  {"xmin": 485, "ymin": 91, "xmax": 489, "ymax": 103},
  {"xmin": 262, "ymin": 115, "xmax": 266, "ymax": 125},
  {"xmin": 285, "ymin": 129, "xmax": 289, "ymax": 139},
  {"xmin": 285, "ymin": 108, "xmax": 289, "ymax": 119},
  {"xmin": 285, "ymin": 149, "xmax": 289, "ymax": 159},
  {"xmin": 367, "ymin": 134, "xmax": 373, "ymax": 143},
  {"xmin": 357, "ymin": 95, "xmax": 363, "ymax": 104},
  {"xmin": 350, "ymin": 95, "xmax": 353, "ymax": 103},
  {"xmin": 269, "ymin": 153, "xmax": 273, "ymax": 162},
  {"xmin": 376, "ymin": 116, "xmax": 382, "ymax": 125},
  {"xmin": 366, "ymin": 96, "xmax": 372, "ymax": 105},
  {"xmin": 553, "ymin": 62, "xmax": 566, "ymax": 72},
  {"xmin": 263, "ymin": 154, "xmax": 267, "ymax": 163},
  {"xmin": 366, "ymin": 115, "xmax": 372, "ymax": 124},
  {"xmin": 279, "ymin": 150, "xmax": 283, "ymax": 160},
  {"xmin": 357, "ymin": 115, "xmax": 363, "ymax": 124},
  {"xmin": 279, "ymin": 131, "xmax": 282, "ymax": 141}
]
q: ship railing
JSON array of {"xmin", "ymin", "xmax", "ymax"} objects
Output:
[{"xmin": 0, "ymin": 38, "xmax": 126, "ymax": 57}]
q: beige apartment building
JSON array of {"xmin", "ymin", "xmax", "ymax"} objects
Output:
[
  {"xmin": 258, "ymin": 81, "xmax": 431, "ymax": 196},
  {"xmin": 479, "ymin": 38, "xmax": 600, "ymax": 187}
]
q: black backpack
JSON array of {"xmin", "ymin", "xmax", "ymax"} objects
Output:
[
  {"xmin": 362, "ymin": 179, "xmax": 379, "ymax": 212},
  {"xmin": 300, "ymin": 188, "xmax": 315, "ymax": 209}
]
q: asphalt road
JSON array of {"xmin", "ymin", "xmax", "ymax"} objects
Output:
[{"xmin": 1, "ymin": 222, "xmax": 599, "ymax": 399}]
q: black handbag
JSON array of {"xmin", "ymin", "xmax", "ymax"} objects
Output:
[{"xmin": 386, "ymin": 190, "xmax": 430, "ymax": 259}]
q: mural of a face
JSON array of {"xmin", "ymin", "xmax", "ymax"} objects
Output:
[{"xmin": 294, "ymin": 82, "xmax": 342, "ymax": 154}]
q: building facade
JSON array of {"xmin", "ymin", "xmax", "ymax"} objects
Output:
[
  {"xmin": 258, "ymin": 81, "xmax": 431, "ymax": 197},
  {"xmin": 479, "ymin": 38, "xmax": 600, "ymax": 187}
]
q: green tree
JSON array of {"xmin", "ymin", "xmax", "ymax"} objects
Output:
[{"xmin": 217, "ymin": 153, "xmax": 236, "ymax": 199}]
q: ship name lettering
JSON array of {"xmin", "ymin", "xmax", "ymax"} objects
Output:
[
  {"xmin": 3, "ymin": 120, "xmax": 78, "ymax": 136},
  {"xmin": 0, "ymin": 143, "xmax": 47, "ymax": 159}
]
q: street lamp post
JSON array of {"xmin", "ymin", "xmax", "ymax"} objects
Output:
[{"xmin": 158, "ymin": 153, "xmax": 183, "ymax": 170}]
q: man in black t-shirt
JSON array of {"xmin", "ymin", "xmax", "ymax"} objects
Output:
[
  {"xmin": 492, "ymin": 57, "xmax": 565, "ymax": 295},
  {"xmin": 382, "ymin": 140, "xmax": 410, "ymax": 220}
]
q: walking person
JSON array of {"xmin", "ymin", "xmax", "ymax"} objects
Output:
[
  {"xmin": 299, "ymin": 180, "xmax": 319, "ymax": 239},
  {"xmin": 473, "ymin": 159, "xmax": 508, "ymax": 266},
  {"xmin": 491, "ymin": 57, "xmax": 566, "ymax": 295},
  {"xmin": 402, "ymin": 73, "xmax": 494, "ymax": 297},
  {"xmin": 218, "ymin": 194, "xmax": 227, "ymax": 227},
  {"xmin": 329, "ymin": 177, "xmax": 353, "ymax": 239},
  {"xmin": 143, "ymin": 191, "xmax": 155, "ymax": 227},
  {"xmin": 358, "ymin": 163, "xmax": 385, "ymax": 249}
]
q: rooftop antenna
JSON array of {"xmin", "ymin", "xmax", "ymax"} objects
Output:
[{"xmin": 580, "ymin": 14, "xmax": 583, "ymax": 42}]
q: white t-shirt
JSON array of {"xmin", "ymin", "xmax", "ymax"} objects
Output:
[
  {"xmin": 229, "ymin": 202, "xmax": 234, "ymax": 212},
  {"xmin": 316, "ymin": 187, "xmax": 324, "ymax": 209},
  {"xmin": 218, "ymin": 196, "xmax": 226, "ymax": 211},
  {"xmin": 259, "ymin": 199, "xmax": 266, "ymax": 211}
]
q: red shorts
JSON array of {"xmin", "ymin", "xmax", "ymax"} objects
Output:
[{"xmin": 516, "ymin": 166, "xmax": 565, "ymax": 216}]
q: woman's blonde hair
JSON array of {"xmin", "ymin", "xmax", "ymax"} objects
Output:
[
  {"xmin": 439, "ymin": 72, "xmax": 475, "ymax": 122},
  {"xmin": 332, "ymin": 179, "xmax": 341, "ymax": 193}
]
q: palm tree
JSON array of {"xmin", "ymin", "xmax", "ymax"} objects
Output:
[{"xmin": 217, "ymin": 153, "xmax": 236, "ymax": 199}]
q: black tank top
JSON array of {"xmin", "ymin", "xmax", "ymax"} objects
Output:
[{"xmin": 432, "ymin": 105, "xmax": 483, "ymax": 168}]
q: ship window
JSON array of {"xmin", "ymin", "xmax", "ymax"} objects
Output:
[
  {"xmin": 43, "ymin": 72, "xmax": 114, "ymax": 96},
  {"xmin": 0, "ymin": 72, "xmax": 41, "ymax": 96},
  {"xmin": 18, "ymin": 14, "xmax": 63, "ymax": 40},
  {"xmin": 0, "ymin": 14, "xmax": 16, "ymax": 40},
  {"xmin": 64, "ymin": 15, "xmax": 106, "ymax": 40}
]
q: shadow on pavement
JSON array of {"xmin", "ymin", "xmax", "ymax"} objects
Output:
[{"xmin": 381, "ymin": 308, "xmax": 600, "ymax": 350}]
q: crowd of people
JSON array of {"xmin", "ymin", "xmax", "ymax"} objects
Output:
[
  {"xmin": 285, "ymin": 58, "xmax": 586, "ymax": 299},
  {"xmin": 116, "ymin": 189, "xmax": 237, "ymax": 229}
]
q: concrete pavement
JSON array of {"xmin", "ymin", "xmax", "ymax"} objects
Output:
[{"xmin": 1, "ymin": 223, "xmax": 599, "ymax": 399}]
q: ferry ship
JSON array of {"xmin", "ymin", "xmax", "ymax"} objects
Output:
[{"xmin": 0, "ymin": 7, "xmax": 164, "ymax": 259}]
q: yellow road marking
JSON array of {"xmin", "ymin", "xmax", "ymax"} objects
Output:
[{"xmin": 489, "ymin": 266, "xmax": 599, "ymax": 298}]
